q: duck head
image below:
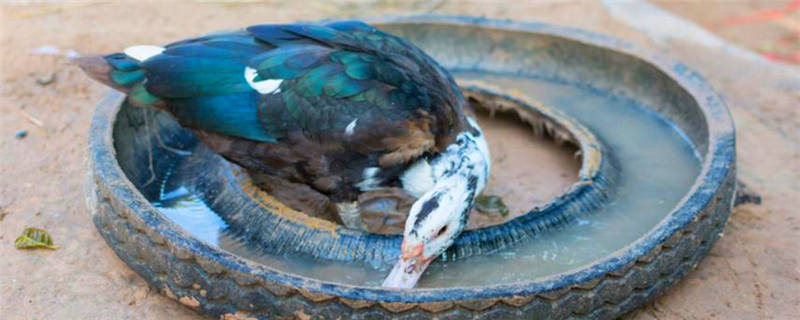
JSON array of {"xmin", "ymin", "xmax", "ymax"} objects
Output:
[{"xmin": 383, "ymin": 117, "xmax": 490, "ymax": 288}]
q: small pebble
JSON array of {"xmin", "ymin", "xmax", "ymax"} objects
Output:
[
  {"xmin": 15, "ymin": 130, "xmax": 28, "ymax": 139},
  {"xmin": 35, "ymin": 72, "xmax": 55, "ymax": 86}
]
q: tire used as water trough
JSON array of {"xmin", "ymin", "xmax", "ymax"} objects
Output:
[
  {"xmin": 87, "ymin": 15, "xmax": 737, "ymax": 319},
  {"xmin": 163, "ymin": 80, "xmax": 618, "ymax": 267}
]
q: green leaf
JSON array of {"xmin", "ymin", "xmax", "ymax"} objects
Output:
[{"xmin": 14, "ymin": 227, "xmax": 58, "ymax": 250}]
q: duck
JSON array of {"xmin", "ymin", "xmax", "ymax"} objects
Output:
[{"xmin": 76, "ymin": 20, "xmax": 490, "ymax": 288}]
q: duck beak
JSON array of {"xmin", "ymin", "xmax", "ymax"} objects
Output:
[{"xmin": 381, "ymin": 241, "xmax": 434, "ymax": 289}]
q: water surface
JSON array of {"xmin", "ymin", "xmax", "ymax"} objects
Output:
[{"xmin": 152, "ymin": 73, "xmax": 701, "ymax": 287}]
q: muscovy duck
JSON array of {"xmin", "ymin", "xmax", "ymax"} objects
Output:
[{"xmin": 77, "ymin": 20, "xmax": 490, "ymax": 288}]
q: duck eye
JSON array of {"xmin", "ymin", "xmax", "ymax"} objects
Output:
[{"xmin": 435, "ymin": 225, "xmax": 448, "ymax": 238}]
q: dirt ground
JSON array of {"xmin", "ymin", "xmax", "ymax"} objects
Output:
[{"xmin": 1, "ymin": 1, "xmax": 798, "ymax": 319}]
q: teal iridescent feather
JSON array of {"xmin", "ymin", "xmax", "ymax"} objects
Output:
[
  {"xmin": 127, "ymin": 83, "xmax": 160, "ymax": 107},
  {"xmin": 96, "ymin": 20, "xmax": 462, "ymax": 144},
  {"xmin": 170, "ymin": 92, "xmax": 276, "ymax": 143},
  {"xmin": 105, "ymin": 53, "xmax": 140, "ymax": 71},
  {"xmin": 110, "ymin": 69, "xmax": 145, "ymax": 86}
]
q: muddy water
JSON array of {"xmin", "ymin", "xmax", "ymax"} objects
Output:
[
  {"xmin": 468, "ymin": 109, "xmax": 580, "ymax": 228},
  {"xmin": 153, "ymin": 74, "xmax": 700, "ymax": 287}
]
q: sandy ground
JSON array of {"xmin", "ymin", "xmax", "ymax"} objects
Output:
[{"xmin": 1, "ymin": 1, "xmax": 798, "ymax": 319}]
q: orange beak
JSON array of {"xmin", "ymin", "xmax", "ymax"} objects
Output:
[
  {"xmin": 401, "ymin": 240, "xmax": 424, "ymax": 260},
  {"xmin": 382, "ymin": 240, "xmax": 435, "ymax": 288}
]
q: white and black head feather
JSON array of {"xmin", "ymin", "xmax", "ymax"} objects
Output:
[{"xmin": 400, "ymin": 116, "xmax": 490, "ymax": 258}]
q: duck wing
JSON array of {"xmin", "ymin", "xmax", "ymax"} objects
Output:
[{"xmin": 138, "ymin": 21, "xmax": 465, "ymax": 167}]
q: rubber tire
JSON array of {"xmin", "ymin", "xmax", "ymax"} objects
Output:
[
  {"xmin": 87, "ymin": 15, "xmax": 738, "ymax": 319},
  {"xmin": 89, "ymin": 138, "xmax": 734, "ymax": 319}
]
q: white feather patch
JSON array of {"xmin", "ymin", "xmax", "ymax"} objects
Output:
[
  {"xmin": 400, "ymin": 159, "xmax": 436, "ymax": 198},
  {"xmin": 244, "ymin": 66, "xmax": 282, "ymax": 94},
  {"xmin": 123, "ymin": 45, "xmax": 164, "ymax": 62},
  {"xmin": 363, "ymin": 167, "xmax": 380, "ymax": 178},
  {"xmin": 408, "ymin": 118, "xmax": 490, "ymax": 199},
  {"xmin": 356, "ymin": 167, "xmax": 382, "ymax": 191},
  {"xmin": 403, "ymin": 173, "xmax": 473, "ymax": 240},
  {"xmin": 399, "ymin": 118, "xmax": 492, "ymax": 258},
  {"xmin": 345, "ymin": 119, "xmax": 358, "ymax": 136}
]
